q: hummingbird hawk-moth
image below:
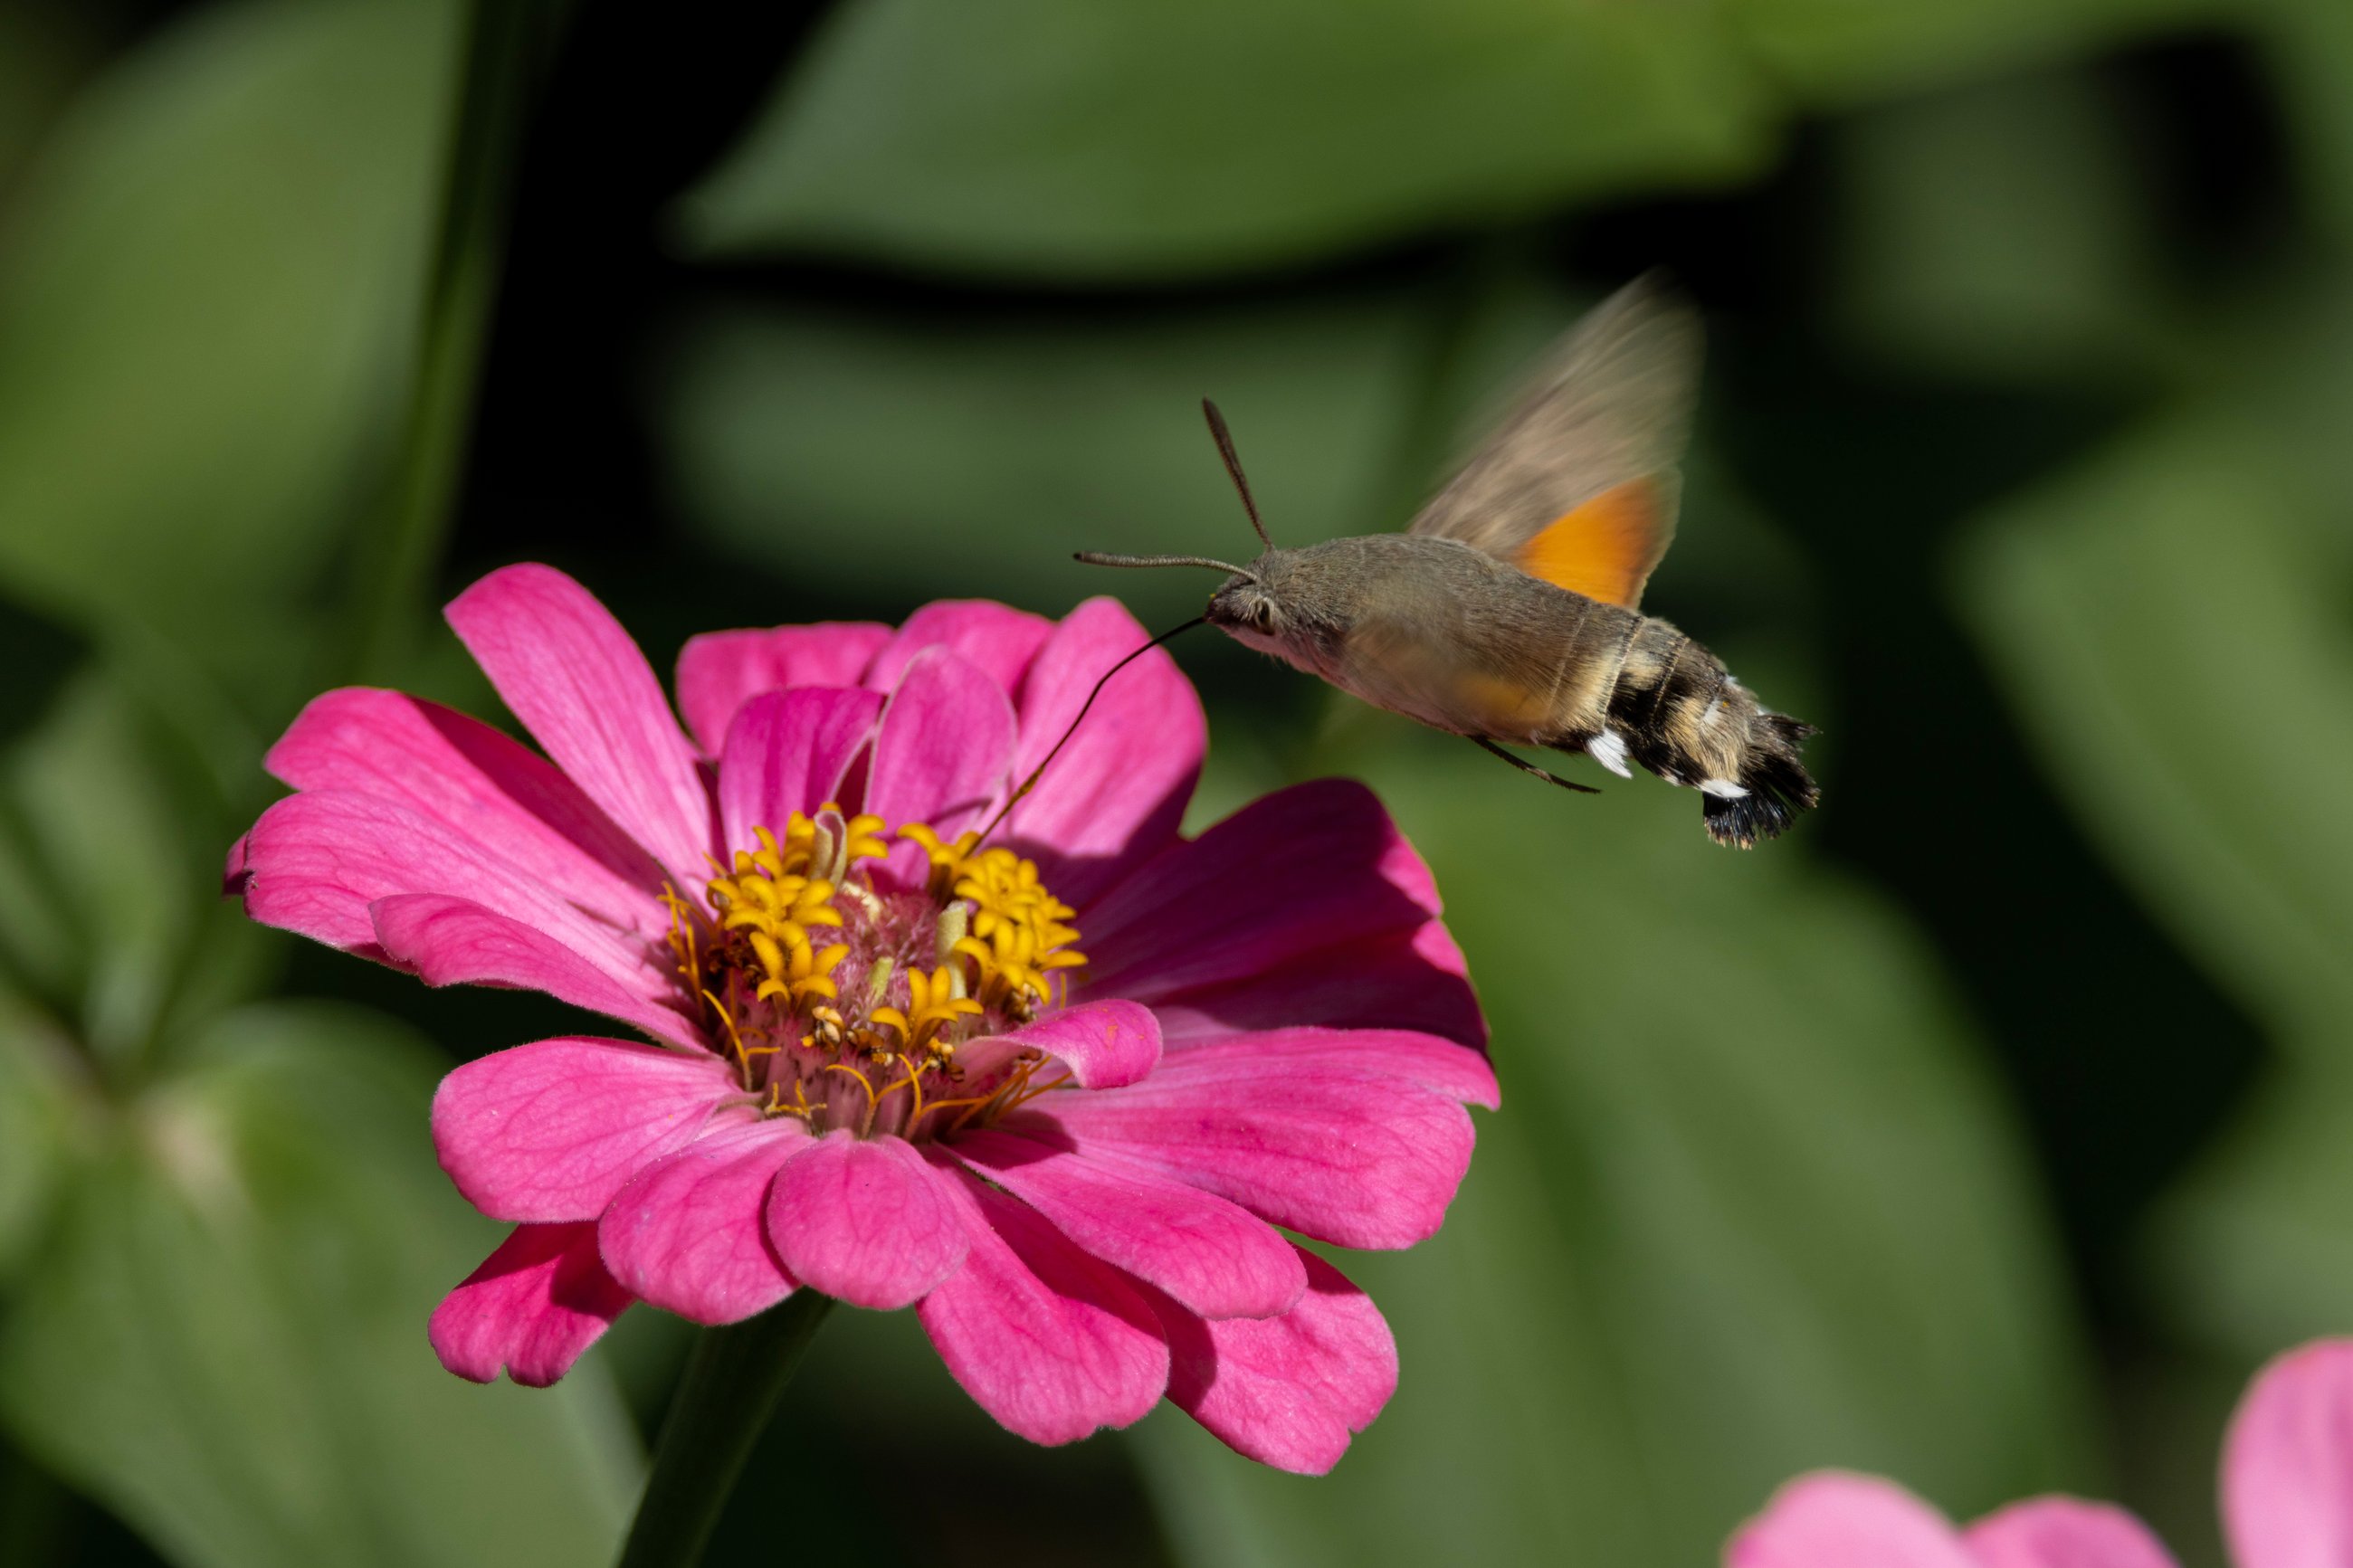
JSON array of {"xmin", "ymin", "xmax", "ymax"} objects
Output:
[{"xmin": 1077, "ymin": 275, "xmax": 1820, "ymax": 849}]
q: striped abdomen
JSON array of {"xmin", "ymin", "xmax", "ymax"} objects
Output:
[{"xmin": 1547, "ymin": 612, "xmax": 1820, "ymax": 848}]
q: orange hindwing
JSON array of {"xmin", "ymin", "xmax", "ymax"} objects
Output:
[{"xmin": 1514, "ymin": 476, "xmax": 1676, "ymax": 610}]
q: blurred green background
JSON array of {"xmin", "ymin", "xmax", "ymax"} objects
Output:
[{"xmin": 0, "ymin": 0, "xmax": 2346, "ymax": 1563}]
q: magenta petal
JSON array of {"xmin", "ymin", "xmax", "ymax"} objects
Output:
[
  {"xmin": 1163, "ymin": 1028, "xmax": 1498, "ymax": 1110},
  {"xmin": 950, "ymin": 1127, "xmax": 1304, "ymax": 1320},
  {"xmin": 265, "ymin": 688, "xmax": 668, "ymax": 933},
  {"xmin": 432, "ymin": 1038, "xmax": 732, "ymax": 1222},
  {"xmin": 863, "ymin": 600, "xmax": 1053, "ymax": 696},
  {"xmin": 242, "ymin": 791, "xmax": 671, "ymax": 994},
  {"xmin": 1001, "ymin": 598, "xmax": 1203, "ymax": 908},
  {"xmin": 2223, "ymin": 1337, "xmax": 2353, "ymax": 1568},
  {"xmin": 598, "ymin": 1117, "xmax": 806, "ymax": 1324},
  {"xmin": 862, "ymin": 648, "xmax": 1016, "ymax": 877},
  {"xmin": 957, "ymin": 1001, "xmax": 1161, "ymax": 1090},
  {"xmin": 764, "ymin": 1131, "xmax": 967, "ymax": 1309},
  {"xmin": 428, "ymin": 1222, "xmax": 633, "ymax": 1387},
  {"xmin": 1148, "ymin": 1247, "xmax": 1395, "ymax": 1475},
  {"xmin": 1013, "ymin": 1060, "xmax": 1475, "ymax": 1249},
  {"xmin": 372, "ymin": 894, "xmax": 703, "ymax": 1050},
  {"xmin": 716, "ymin": 687, "xmax": 885, "ymax": 854},
  {"xmin": 1153, "ymin": 923, "xmax": 1487, "ymax": 1052},
  {"xmin": 675, "ymin": 622, "xmax": 891, "ymax": 755},
  {"xmin": 1081, "ymin": 778, "xmax": 1447, "ymax": 1000},
  {"xmin": 445, "ymin": 565, "xmax": 714, "ymax": 891},
  {"xmin": 917, "ymin": 1160, "xmax": 1168, "ymax": 1444},
  {"xmin": 1728, "ymin": 1474, "xmax": 1979, "ymax": 1568},
  {"xmin": 1964, "ymin": 1498, "xmax": 2177, "ymax": 1568}
]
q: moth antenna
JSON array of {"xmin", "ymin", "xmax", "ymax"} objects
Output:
[
  {"xmin": 1073, "ymin": 550, "xmax": 1258, "ymax": 581},
  {"xmin": 972, "ymin": 616, "xmax": 1208, "ymax": 849},
  {"xmin": 1202, "ymin": 399, "xmax": 1273, "ymax": 553}
]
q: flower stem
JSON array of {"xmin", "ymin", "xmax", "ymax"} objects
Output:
[{"xmin": 614, "ymin": 1293, "xmax": 835, "ymax": 1568}]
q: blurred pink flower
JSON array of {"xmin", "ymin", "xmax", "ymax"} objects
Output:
[
  {"xmin": 1728, "ymin": 1337, "xmax": 2353, "ymax": 1566},
  {"xmin": 231, "ymin": 564, "xmax": 1491, "ymax": 1472}
]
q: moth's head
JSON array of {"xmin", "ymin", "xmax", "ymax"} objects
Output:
[{"xmin": 1204, "ymin": 559, "xmax": 1290, "ymax": 650}]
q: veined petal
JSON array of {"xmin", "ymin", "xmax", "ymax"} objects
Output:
[
  {"xmin": 2224, "ymin": 1338, "xmax": 2353, "ymax": 1568},
  {"xmin": 863, "ymin": 600, "xmax": 1053, "ymax": 696},
  {"xmin": 445, "ymin": 565, "xmax": 714, "ymax": 892},
  {"xmin": 1000, "ymin": 597, "xmax": 1202, "ymax": 908},
  {"xmin": 716, "ymin": 688, "xmax": 885, "ymax": 857},
  {"xmin": 917, "ymin": 1160, "xmax": 1167, "ymax": 1445},
  {"xmin": 1151, "ymin": 923, "xmax": 1487, "ymax": 1052},
  {"xmin": 949, "ymin": 1127, "xmax": 1304, "ymax": 1320},
  {"xmin": 765, "ymin": 1130, "xmax": 966, "ymax": 1309},
  {"xmin": 429, "ymin": 1222, "xmax": 633, "ymax": 1388},
  {"xmin": 242, "ymin": 790, "xmax": 672, "ymax": 998},
  {"xmin": 1148, "ymin": 1247, "xmax": 1395, "ymax": 1475},
  {"xmin": 1008, "ymin": 1063, "xmax": 1475, "ymax": 1250},
  {"xmin": 371, "ymin": 894, "xmax": 704, "ymax": 1050},
  {"xmin": 1081, "ymin": 778, "xmax": 1448, "ymax": 1000},
  {"xmin": 862, "ymin": 648, "xmax": 1015, "ymax": 880},
  {"xmin": 676, "ymin": 622, "xmax": 891, "ymax": 755},
  {"xmin": 955, "ymin": 1001, "xmax": 1160, "ymax": 1090},
  {"xmin": 1153, "ymin": 1028, "xmax": 1498, "ymax": 1111},
  {"xmin": 1964, "ymin": 1498, "xmax": 2177, "ymax": 1568},
  {"xmin": 598, "ymin": 1116, "xmax": 806, "ymax": 1324},
  {"xmin": 265, "ymin": 688, "xmax": 668, "ymax": 934},
  {"xmin": 432, "ymin": 1038, "xmax": 732, "ymax": 1222},
  {"xmin": 1727, "ymin": 1474, "xmax": 1978, "ymax": 1568}
]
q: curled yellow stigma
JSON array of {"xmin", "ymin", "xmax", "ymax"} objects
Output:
[
  {"xmin": 706, "ymin": 827, "xmax": 850, "ymax": 1013},
  {"xmin": 900, "ymin": 822, "xmax": 981, "ymax": 901},
  {"xmin": 868, "ymin": 964, "xmax": 983, "ymax": 1060}
]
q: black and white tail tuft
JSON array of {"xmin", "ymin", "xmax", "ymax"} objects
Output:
[{"xmin": 1701, "ymin": 715, "xmax": 1821, "ymax": 849}]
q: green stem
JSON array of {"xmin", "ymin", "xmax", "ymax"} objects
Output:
[
  {"xmin": 346, "ymin": 0, "xmax": 563, "ymax": 684},
  {"xmin": 614, "ymin": 1293, "xmax": 835, "ymax": 1568}
]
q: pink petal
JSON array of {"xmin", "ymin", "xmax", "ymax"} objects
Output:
[
  {"xmin": 371, "ymin": 894, "xmax": 703, "ymax": 1050},
  {"xmin": 241, "ymin": 791, "xmax": 672, "ymax": 997},
  {"xmin": 1009, "ymin": 1060, "xmax": 1476, "ymax": 1250},
  {"xmin": 597, "ymin": 1116, "xmax": 807, "ymax": 1324},
  {"xmin": 764, "ymin": 1131, "xmax": 967, "ymax": 1309},
  {"xmin": 444, "ymin": 565, "xmax": 714, "ymax": 892},
  {"xmin": 954, "ymin": 1000, "xmax": 1161, "ymax": 1090},
  {"xmin": 429, "ymin": 1222, "xmax": 633, "ymax": 1387},
  {"xmin": 432, "ymin": 1038, "xmax": 732, "ymax": 1222},
  {"xmin": 1159, "ymin": 1027, "xmax": 1498, "ymax": 1111},
  {"xmin": 2223, "ymin": 1337, "xmax": 2353, "ymax": 1568},
  {"xmin": 916, "ymin": 1160, "xmax": 1167, "ymax": 1444},
  {"xmin": 715, "ymin": 687, "xmax": 884, "ymax": 856},
  {"xmin": 264, "ymin": 688, "xmax": 668, "ymax": 935},
  {"xmin": 863, "ymin": 600, "xmax": 1054, "ymax": 696},
  {"xmin": 1151, "ymin": 922, "xmax": 1487, "ymax": 1052},
  {"xmin": 999, "ymin": 597, "xmax": 1203, "ymax": 908},
  {"xmin": 1147, "ymin": 1247, "xmax": 1395, "ymax": 1475},
  {"xmin": 675, "ymin": 622, "xmax": 892, "ymax": 755},
  {"xmin": 862, "ymin": 648, "xmax": 1015, "ymax": 881},
  {"xmin": 1965, "ymin": 1498, "xmax": 2177, "ymax": 1568},
  {"xmin": 1081, "ymin": 778, "xmax": 1448, "ymax": 1000},
  {"xmin": 1728, "ymin": 1473, "xmax": 1979, "ymax": 1568},
  {"xmin": 949, "ymin": 1126, "xmax": 1304, "ymax": 1320}
]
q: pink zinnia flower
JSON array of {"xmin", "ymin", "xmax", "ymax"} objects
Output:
[
  {"xmin": 229, "ymin": 564, "xmax": 1492, "ymax": 1472},
  {"xmin": 1729, "ymin": 1336, "xmax": 2353, "ymax": 1565}
]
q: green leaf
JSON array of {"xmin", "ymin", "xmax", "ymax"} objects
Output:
[
  {"xmin": 0, "ymin": 1002, "xmax": 639, "ymax": 1568},
  {"xmin": 1828, "ymin": 66, "xmax": 2184, "ymax": 385},
  {"xmin": 0, "ymin": 0, "xmax": 457, "ymax": 705},
  {"xmin": 0, "ymin": 1001, "xmax": 78, "ymax": 1288},
  {"xmin": 660, "ymin": 290, "xmax": 1443, "ymax": 623},
  {"xmin": 1955, "ymin": 404, "xmax": 2353, "ymax": 1357},
  {"xmin": 1729, "ymin": 0, "xmax": 2216, "ymax": 108},
  {"xmin": 1132, "ymin": 725, "xmax": 2093, "ymax": 1560},
  {"xmin": 679, "ymin": 0, "xmax": 1770, "ymax": 281}
]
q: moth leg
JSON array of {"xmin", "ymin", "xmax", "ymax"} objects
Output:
[{"xmin": 1468, "ymin": 736, "xmax": 1601, "ymax": 794}]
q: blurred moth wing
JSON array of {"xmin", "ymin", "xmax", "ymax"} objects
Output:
[{"xmin": 1407, "ymin": 271, "xmax": 1697, "ymax": 609}]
